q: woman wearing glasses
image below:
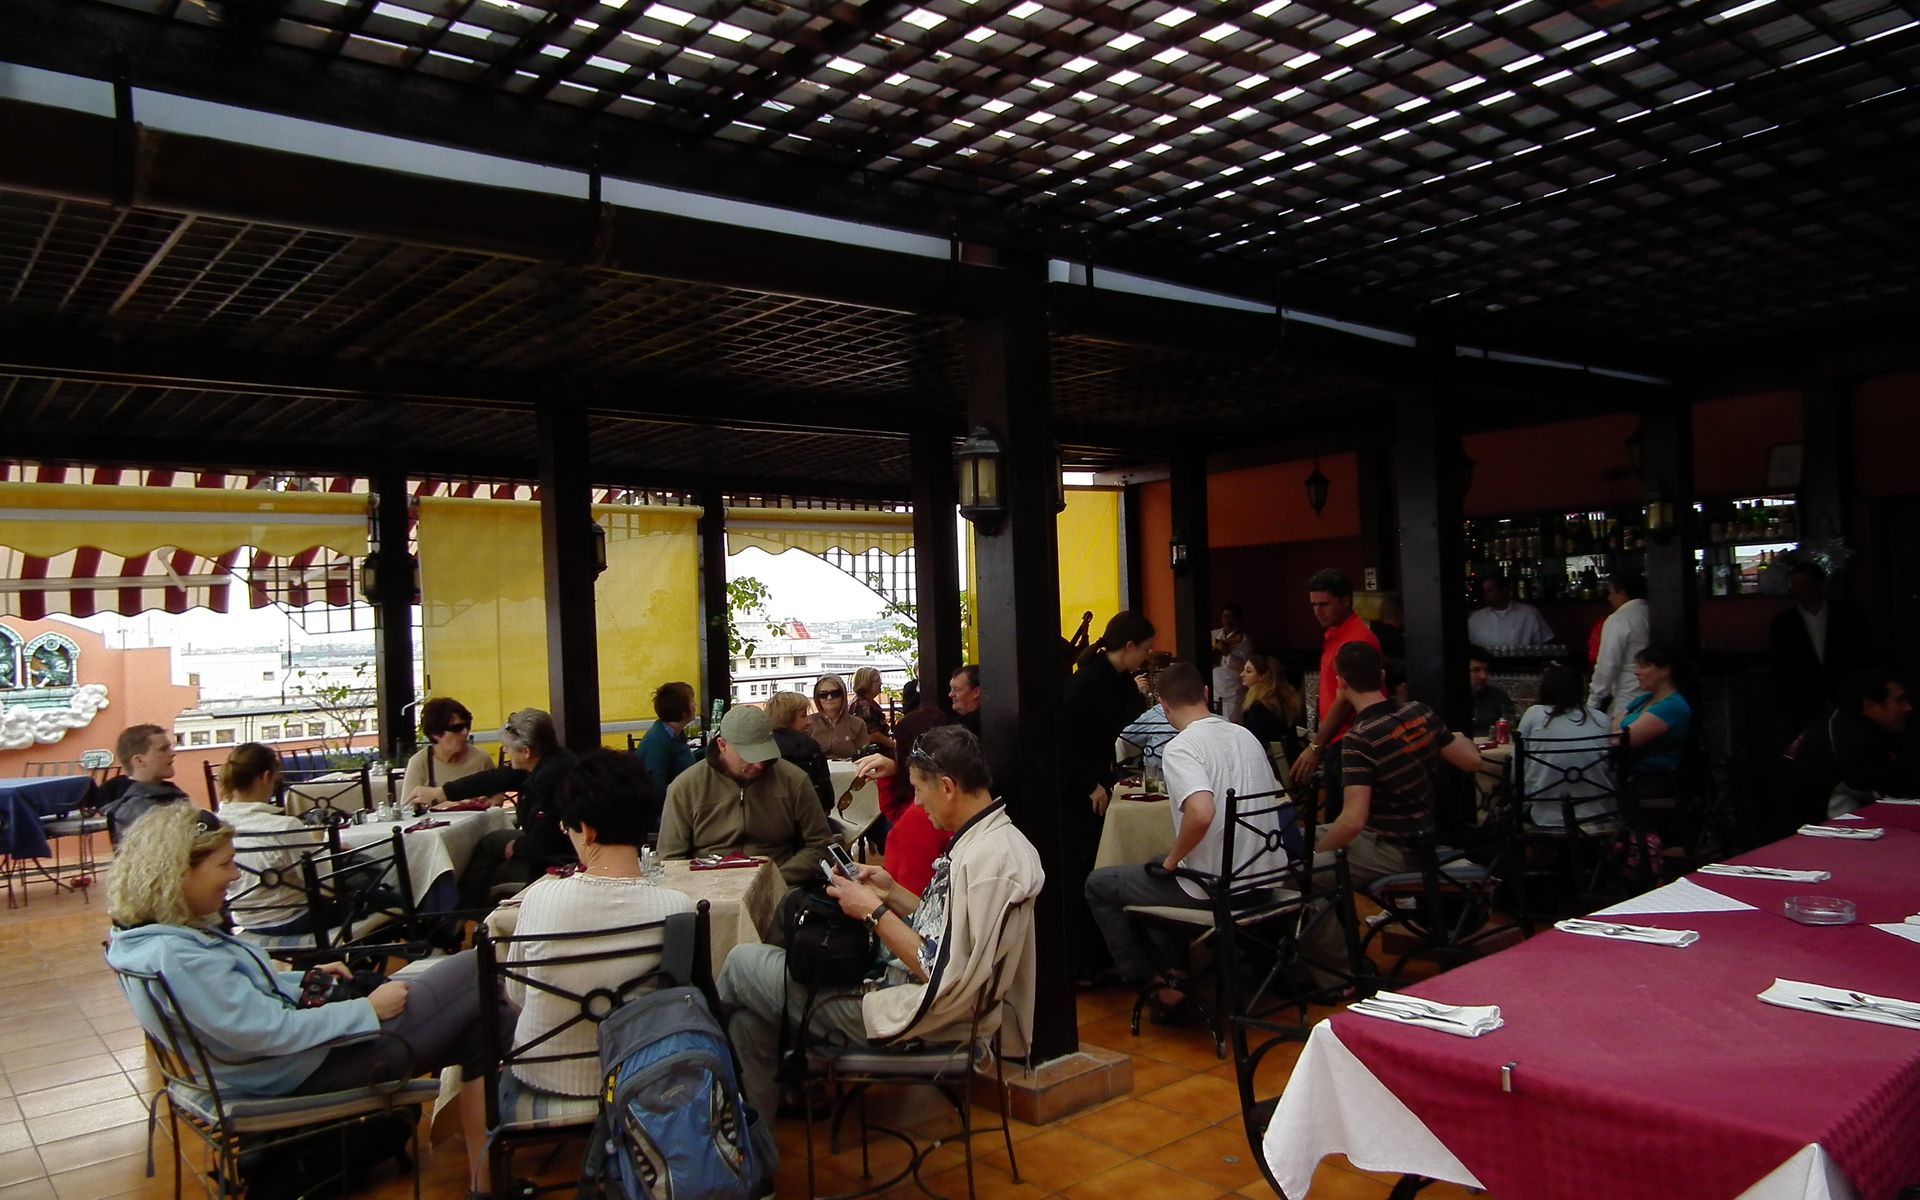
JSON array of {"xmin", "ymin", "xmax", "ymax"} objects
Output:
[
  {"xmin": 397, "ymin": 698, "xmax": 493, "ymax": 806},
  {"xmin": 808, "ymin": 673, "xmax": 870, "ymax": 759}
]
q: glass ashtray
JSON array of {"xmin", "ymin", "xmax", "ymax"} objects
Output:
[{"xmin": 1785, "ymin": 896, "xmax": 1857, "ymax": 926}]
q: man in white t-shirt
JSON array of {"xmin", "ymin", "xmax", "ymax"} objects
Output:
[
  {"xmin": 1084, "ymin": 661, "xmax": 1294, "ymax": 1010},
  {"xmin": 1466, "ymin": 575, "xmax": 1556, "ymax": 648},
  {"xmin": 1210, "ymin": 604, "xmax": 1256, "ymax": 723}
]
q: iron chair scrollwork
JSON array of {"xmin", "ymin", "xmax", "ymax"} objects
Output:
[{"xmin": 474, "ymin": 902, "xmax": 711, "ymax": 1200}]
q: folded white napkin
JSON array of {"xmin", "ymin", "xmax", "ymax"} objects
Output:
[
  {"xmin": 1347, "ymin": 992, "xmax": 1503, "ymax": 1038},
  {"xmin": 1872, "ymin": 923, "xmax": 1920, "ymax": 946},
  {"xmin": 1555, "ymin": 917, "xmax": 1700, "ymax": 947},
  {"xmin": 1797, "ymin": 824, "xmax": 1886, "ymax": 840},
  {"xmin": 1697, "ymin": 863, "xmax": 1832, "ymax": 883},
  {"xmin": 1758, "ymin": 979, "xmax": 1920, "ymax": 1030},
  {"xmin": 1876, "ymin": 797, "xmax": 1920, "ymax": 806}
]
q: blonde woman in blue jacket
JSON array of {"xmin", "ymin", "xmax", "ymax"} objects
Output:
[{"xmin": 105, "ymin": 804, "xmax": 502, "ymax": 1197}]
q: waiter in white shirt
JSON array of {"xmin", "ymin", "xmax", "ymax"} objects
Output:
[
  {"xmin": 1588, "ymin": 572, "xmax": 1652, "ymax": 720},
  {"xmin": 1210, "ymin": 603, "xmax": 1255, "ymax": 724},
  {"xmin": 1465, "ymin": 575, "xmax": 1556, "ymax": 648}
]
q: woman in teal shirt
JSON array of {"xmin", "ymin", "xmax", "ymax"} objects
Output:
[
  {"xmin": 1616, "ymin": 647, "xmax": 1691, "ymax": 775},
  {"xmin": 633, "ymin": 681, "xmax": 697, "ymax": 820}
]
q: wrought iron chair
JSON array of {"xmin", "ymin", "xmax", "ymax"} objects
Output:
[
  {"xmin": 1507, "ymin": 730, "xmax": 1635, "ymax": 920},
  {"xmin": 39, "ymin": 786, "xmax": 110, "ymax": 903},
  {"xmin": 283, "ymin": 828, "xmax": 419, "ymax": 968},
  {"xmin": 799, "ymin": 898, "xmax": 1034, "ymax": 1200},
  {"xmin": 1116, "ymin": 788, "xmax": 1306, "ymax": 1059},
  {"xmin": 226, "ymin": 823, "xmax": 343, "ymax": 945},
  {"xmin": 111, "ymin": 963, "xmax": 438, "ymax": 1200},
  {"xmin": 475, "ymin": 902, "xmax": 710, "ymax": 1199}
]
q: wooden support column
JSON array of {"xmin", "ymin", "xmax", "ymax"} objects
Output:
[
  {"xmin": 1395, "ymin": 376, "xmax": 1470, "ymax": 730},
  {"xmin": 370, "ymin": 461, "xmax": 416, "ymax": 763},
  {"xmin": 1800, "ymin": 377, "xmax": 1853, "ymax": 555},
  {"xmin": 1169, "ymin": 451, "xmax": 1212, "ymax": 667},
  {"xmin": 967, "ymin": 256, "xmax": 1073, "ymax": 1060},
  {"xmin": 536, "ymin": 402, "xmax": 601, "ymax": 752},
  {"xmin": 909, "ymin": 425, "xmax": 964, "ymax": 700},
  {"xmin": 1638, "ymin": 399, "xmax": 1697, "ymax": 655},
  {"xmin": 1356, "ymin": 440, "xmax": 1396, "ymax": 595},
  {"xmin": 699, "ymin": 487, "xmax": 731, "ymax": 721},
  {"xmin": 1121, "ymin": 484, "xmax": 1144, "ymax": 613}
]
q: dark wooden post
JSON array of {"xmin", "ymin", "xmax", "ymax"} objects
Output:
[
  {"xmin": 370, "ymin": 461, "xmax": 416, "ymax": 763},
  {"xmin": 535, "ymin": 401, "xmax": 602, "ymax": 752},
  {"xmin": 1395, "ymin": 375, "xmax": 1470, "ymax": 730},
  {"xmin": 699, "ymin": 486, "xmax": 731, "ymax": 719},
  {"xmin": 1169, "ymin": 450, "xmax": 1212, "ymax": 667},
  {"xmin": 1121, "ymin": 483, "xmax": 1145, "ymax": 613},
  {"xmin": 1638, "ymin": 398, "xmax": 1697, "ymax": 655},
  {"xmin": 966, "ymin": 255, "xmax": 1073, "ymax": 1059},
  {"xmin": 1356, "ymin": 440, "xmax": 1397, "ymax": 595},
  {"xmin": 909, "ymin": 424, "xmax": 964, "ymax": 700},
  {"xmin": 1800, "ymin": 376, "xmax": 1853, "ymax": 555}
]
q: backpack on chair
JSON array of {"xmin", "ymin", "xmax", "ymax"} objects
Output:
[{"xmin": 576, "ymin": 914, "xmax": 771, "ymax": 1200}]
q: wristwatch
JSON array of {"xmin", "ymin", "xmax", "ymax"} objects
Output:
[{"xmin": 863, "ymin": 904, "xmax": 886, "ymax": 931}]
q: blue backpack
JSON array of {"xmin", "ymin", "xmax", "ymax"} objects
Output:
[{"xmin": 576, "ymin": 984, "xmax": 771, "ymax": 1200}]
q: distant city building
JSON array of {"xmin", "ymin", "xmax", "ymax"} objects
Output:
[{"xmin": 731, "ymin": 621, "xmax": 910, "ymax": 704}]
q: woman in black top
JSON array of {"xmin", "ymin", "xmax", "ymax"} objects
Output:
[
  {"xmin": 410, "ymin": 708, "xmax": 580, "ymax": 911},
  {"xmin": 1059, "ymin": 611, "xmax": 1156, "ymax": 983},
  {"xmin": 1239, "ymin": 653, "xmax": 1304, "ymax": 770}
]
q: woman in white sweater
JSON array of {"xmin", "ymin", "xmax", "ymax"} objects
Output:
[
  {"xmin": 498, "ymin": 749, "xmax": 693, "ymax": 1104},
  {"xmin": 1517, "ymin": 662, "xmax": 1619, "ymax": 830}
]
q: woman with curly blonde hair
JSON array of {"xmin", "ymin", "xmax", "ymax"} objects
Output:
[{"xmin": 105, "ymin": 804, "xmax": 504, "ymax": 1195}]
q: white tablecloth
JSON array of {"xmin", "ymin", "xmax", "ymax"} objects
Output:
[
  {"xmin": 1093, "ymin": 795, "xmax": 1175, "ymax": 871},
  {"xmin": 340, "ymin": 808, "xmax": 513, "ymax": 905},
  {"xmin": 487, "ymin": 857, "xmax": 782, "ymax": 976},
  {"xmin": 1262, "ymin": 1021, "xmax": 1855, "ymax": 1200},
  {"xmin": 284, "ymin": 771, "xmax": 367, "ymax": 817}
]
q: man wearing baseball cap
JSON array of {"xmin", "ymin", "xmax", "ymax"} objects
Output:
[{"xmin": 656, "ymin": 705, "xmax": 834, "ymax": 887}]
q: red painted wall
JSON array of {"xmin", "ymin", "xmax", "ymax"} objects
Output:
[
  {"xmin": 1212, "ymin": 538, "xmax": 1366, "ymax": 664},
  {"xmin": 1854, "ymin": 372, "xmax": 1920, "ymax": 498},
  {"xmin": 1463, "ymin": 414, "xmax": 1642, "ymax": 517},
  {"xmin": 1691, "ymin": 389, "xmax": 1802, "ymax": 497},
  {"xmin": 1208, "ymin": 455, "xmax": 1359, "ymax": 545},
  {"xmin": 1137, "ymin": 480, "xmax": 1175, "ymax": 647}
]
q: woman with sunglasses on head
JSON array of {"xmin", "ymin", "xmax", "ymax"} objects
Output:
[
  {"xmin": 397, "ymin": 697, "xmax": 493, "ymax": 807},
  {"xmin": 808, "ymin": 673, "xmax": 870, "ymax": 760}
]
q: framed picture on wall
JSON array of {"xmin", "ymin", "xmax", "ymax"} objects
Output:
[{"xmin": 1767, "ymin": 442, "xmax": 1803, "ymax": 490}]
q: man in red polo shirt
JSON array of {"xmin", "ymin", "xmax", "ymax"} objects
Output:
[{"xmin": 1288, "ymin": 568, "xmax": 1380, "ymax": 823}]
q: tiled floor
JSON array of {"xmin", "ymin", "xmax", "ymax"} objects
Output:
[{"xmin": 0, "ymin": 876, "xmax": 1479, "ymax": 1200}]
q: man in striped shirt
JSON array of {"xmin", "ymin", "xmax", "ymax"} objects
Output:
[{"xmin": 1314, "ymin": 641, "xmax": 1481, "ymax": 884}]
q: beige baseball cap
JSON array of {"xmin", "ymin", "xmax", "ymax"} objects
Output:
[{"xmin": 717, "ymin": 705, "xmax": 780, "ymax": 763}]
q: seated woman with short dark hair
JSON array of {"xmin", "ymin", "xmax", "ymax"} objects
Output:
[{"xmin": 498, "ymin": 750, "xmax": 693, "ymax": 1107}]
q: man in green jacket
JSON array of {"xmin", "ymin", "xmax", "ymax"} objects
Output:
[{"xmin": 657, "ymin": 705, "xmax": 833, "ymax": 887}]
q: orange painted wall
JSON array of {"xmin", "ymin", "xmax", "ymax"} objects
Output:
[
  {"xmin": 1207, "ymin": 455, "xmax": 1359, "ymax": 545},
  {"xmin": 1691, "ymin": 389, "xmax": 1802, "ymax": 497},
  {"xmin": 1854, "ymin": 372, "xmax": 1920, "ymax": 498},
  {"xmin": 0, "ymin": 618, "xmax": 201, "ymax": 779},
  {"xmin": 1463, "ymin": 414, "xmax": 1641, "ymax": 517},
  {"xmin": 1137, "ymin": 480, "xmax": 1176, "ymax": 644}
]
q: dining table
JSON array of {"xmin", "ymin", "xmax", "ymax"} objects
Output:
[
  {"xmin": 340, "ymin": 806, "xmax": 513, "ymax": 909},
  {"xmin": 1261, "ymin": 800, "xmax": 1920, "ymax": 1200},
  {"xmin": 1093, "ymin": 791, "xmax": 1176, "ymax": 871},
  {"xmin": 0, "ymin": 774, "xmax": 98, "ymax": 859}
]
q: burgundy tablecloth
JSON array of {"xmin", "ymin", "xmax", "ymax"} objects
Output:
[{"xmin": 1329, "ymin": 817, "xmax": 1920, "ymax": 1200}]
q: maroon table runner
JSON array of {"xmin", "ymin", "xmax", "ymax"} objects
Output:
[{"xmin": 1331, "ymin": 821, "xmax": 1920, "ymax": 1200}]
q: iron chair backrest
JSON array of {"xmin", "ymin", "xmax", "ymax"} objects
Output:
[
  {"xmin": 1510, "ymin": 729, "xmax": 1627, "ymax": 833},
  {"xmin": 298, "ymin": 827, "xmax": 416, "ymax": 954},
  {"xmin": 1204, "ymin": 786, "xmax": 1324, "ymax": 1022},
  {"xmin": 474, "ymin": 902, "xmax": 709, "ymax": 1128},
  {"xmin": 227, "ymin": 823, "xmax": 342, "ymax": 932}
]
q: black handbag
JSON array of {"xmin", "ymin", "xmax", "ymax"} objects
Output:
[{"xmin": 783, "ymin": 881, "xmax": 875, "ymax": 987}]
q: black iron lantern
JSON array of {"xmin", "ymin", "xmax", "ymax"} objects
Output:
[
  {"xmin": 591, "ymin": 522, "xmax": 609, "ymax": 577},
  {"xmin": 359, "ymin": 553, "xmax": 420, "ymax": 604},
  {"xmin": 956, "ymin": 427, "xmax": 1006, "ymax": 531},
  {"xmin": 1169, "ymin": 539, "xmax": 1190, "ymax": 571},
  {"xmin": 1304, "ymin": 460, "xmax": 1330, "ymax": 517},
  {"xmin": 1645, "ymin": 489, "xmax": 1677, "ymax": 545}
]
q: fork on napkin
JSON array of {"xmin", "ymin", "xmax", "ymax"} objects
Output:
[
  {"xmin": 1555, "ymin": 918, "xmax": 1699, "ymax": 947},
  {"xmin": 1876, "ymin": 797, "xmax": 1920, "ymax": 806},
  {"xmin": 1697, "ymin": 863, "xmax": 1832, "ymax": 883},
  {"xmin": 1347, "ymin": 992, "xmax": 1503, "ymax": 1038},
  {"xmin": 1759, "ymin": 979, "xmax": 1920, "ymax": 1030},
  {"xmin": 1797, "ymin": 824, "xmax": 1886, "ymax": 840}
]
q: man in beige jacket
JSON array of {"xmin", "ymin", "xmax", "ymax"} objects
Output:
[{"xmin": 716, "ymin": 724, "xmax": 1045, "ymax": 1124}]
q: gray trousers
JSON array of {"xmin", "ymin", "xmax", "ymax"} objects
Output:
[
  {"xmin": 1083, "ymin": 866, "xmax": 1211, "ymax": 983},
  {"xmin": 292, "ymin": 950, "xmax": 505, "ymax": 1092},
  {"xmin": 716, "ymin": 943, "xmax": 872, "ymax": 1124}
]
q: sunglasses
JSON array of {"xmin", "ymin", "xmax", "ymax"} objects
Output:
[
  {"xmin": 443, "ymin": 723, "xmax": 470, "ymax": 734},
  {"xmin": 815, "ymin": 689, "xmax": 845, "ymax": 700},
  {"xmin": 908, "ymin": 744, "xmax": 941, "ymax": 775}
]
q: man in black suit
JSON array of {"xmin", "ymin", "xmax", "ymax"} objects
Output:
[{"xmin": 1769, "ymin": 562, "xmax": 1865, "ymax": 749}]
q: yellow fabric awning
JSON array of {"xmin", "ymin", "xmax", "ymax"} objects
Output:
[
  {"xmin": 0, "ymin": 482, "xmax": 367, "ymax": 558},
  {"xmin": 724, "ymin": 506, "xmax": 915, "ymax": 558},
  {"xmin": 416, "ymin": 498, "xmax": 703, "ymax": 737}
]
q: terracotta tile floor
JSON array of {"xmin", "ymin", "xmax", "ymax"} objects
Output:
[{"xmin": 0, "ymin": 874, "xmax": 1482, "ymax": 1199}]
